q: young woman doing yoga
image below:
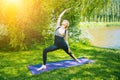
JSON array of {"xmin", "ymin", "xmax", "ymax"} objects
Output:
[{"xmin": 37, "ymin": 9, "xmax": 81, "ymax": 71}]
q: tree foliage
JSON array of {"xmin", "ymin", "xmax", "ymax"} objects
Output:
[{"xmin": 0, "ymin": 0, "xmax": 111, "ymax": 50}]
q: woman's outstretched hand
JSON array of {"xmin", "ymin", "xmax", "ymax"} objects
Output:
[
  {"xmin": 64, "ymin": 8, "xmax": 71, "ymax": 11},
  {"xmin": 65, "ymin": 8, "xmax": 71, "ymax": 11},
  {"xmin": 59, "ymin": 8, "xmax": 71, "ymax": 18}
]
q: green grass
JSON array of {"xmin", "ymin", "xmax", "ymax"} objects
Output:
[{"xmin": 0, "ymin": 43, "xmax": 120, "ymax": 80}]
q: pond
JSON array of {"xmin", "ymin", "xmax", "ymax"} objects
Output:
[{"xmin": 88, "ymin": 26, "xmax": 120, "ymax": 49}]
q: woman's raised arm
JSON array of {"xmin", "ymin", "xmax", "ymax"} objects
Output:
[{"xmin": 56, "ymin": 8, "xmax": 71, "ymax": 28}]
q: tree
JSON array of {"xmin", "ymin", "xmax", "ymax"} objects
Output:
[{"xmin": 0, "ymin": 0, "xmax": 111, "ymax": 50}]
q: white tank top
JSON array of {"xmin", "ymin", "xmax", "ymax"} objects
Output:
[{"xmin": 55, "ymin": 27, "xmax": 66, "ymax": 37}]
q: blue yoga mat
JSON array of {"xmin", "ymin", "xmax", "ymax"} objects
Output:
[{"xmin": 28, "ymin": 58, "xmax": 94, "ymax": 75}]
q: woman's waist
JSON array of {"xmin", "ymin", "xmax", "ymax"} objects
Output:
[
  {"xmin": 54, "ymin": 35, "xmax": 65, "ymax": 42},
  {"xmin": 55, "ymin": 35, "xmax": 64, "ymax": 39}
]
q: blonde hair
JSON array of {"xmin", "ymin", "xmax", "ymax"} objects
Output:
[{"xmin": 62, "ymin": 20, "xmax": 69, "ymax": 28}]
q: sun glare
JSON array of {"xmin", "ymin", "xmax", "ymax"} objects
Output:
[
  {"xmin": 6, "ymin": 0, "xmax": 20, "ymax": 4},
  {"xmin": 1, "ymin": 0, "xmax": 36, "ymax": 24},
  {"xmin": 5, "ymin": 0, "xmax": 22, "ymax": 6}
]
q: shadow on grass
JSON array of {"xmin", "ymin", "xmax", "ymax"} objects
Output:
[
  {"xmin": 26, "ymin": 45, "xmax": 120, "ymax": 80},
  {"xmin": 0, "ymin": 44, "xmax": 120, "ymax": 80}
]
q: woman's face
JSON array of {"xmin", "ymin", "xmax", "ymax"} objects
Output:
[{"xmin": 62, "ymin": 20, "xmax": 69, "ymax": 28}]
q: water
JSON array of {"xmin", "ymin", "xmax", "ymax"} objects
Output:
[{"xmin": 88, "ymin": 26, "xmax": 120, "ymax": 49}]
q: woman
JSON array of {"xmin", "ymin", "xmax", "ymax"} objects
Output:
[{"xmin": 37, "ymin": 9, "xmax": 81, "ymax": 71}]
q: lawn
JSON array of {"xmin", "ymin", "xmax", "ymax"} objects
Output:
[{"xmin": 0, "ymin": 43, "xmax": 120, "ymax": 80}]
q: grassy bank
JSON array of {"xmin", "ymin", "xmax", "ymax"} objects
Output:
[{"xmin": 0, "ymin": 43, "xmax": 120, "ymax": 80}]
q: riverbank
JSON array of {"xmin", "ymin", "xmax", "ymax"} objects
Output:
[
  {"xmin": 79, "ymin": 22, "xmax": 120, "ymax": 28},
  {"xmin": 88, "ymin": 26, "xmax": 120, "ymax": 49},
  {"xmin": 78, "ymin": 22, "xmax": 120, "ymax": 49},
  {"xmin": 0, "ymin": 43, "xmax": 120, "ymax": 80}
]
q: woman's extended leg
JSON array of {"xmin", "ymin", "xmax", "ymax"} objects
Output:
[
  {"xmin": 37, "ymin": 45, "xmax": 59, "ymax": 70},
  {"xmin": 62, "ymin": 45, "xmax": 81, "ymax": 63},
  {"xmin": 43, "ymin": 45, "xmax": 59, "ymax": 65}
]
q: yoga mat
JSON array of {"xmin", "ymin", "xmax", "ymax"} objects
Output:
[{"xmin": 28, "ymin": 58, "xmax": 94, "ymax": 75}]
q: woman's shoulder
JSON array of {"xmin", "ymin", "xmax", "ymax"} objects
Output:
[{"xmin": 55, "ymin": 26, "xmax": 61, "ymax": 30}]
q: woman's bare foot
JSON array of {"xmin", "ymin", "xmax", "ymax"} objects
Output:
[
  {"xmin": 37, "ymin": 65, "xmax": 46, "ymax": 71},
  {"xmin": 76, "ymin": 59, "xmax": 82, "ymax": 63}
]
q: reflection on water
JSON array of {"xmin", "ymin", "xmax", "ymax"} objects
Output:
[{"xmin": 88, "ymin": 27, "xmax": 120, "ymax": 49}]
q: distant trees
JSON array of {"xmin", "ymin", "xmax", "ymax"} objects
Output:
[
  {"xmin": 51, "ymin": 0, "xmax": 111, "ymax": 26},
  {"xmin": 81, "ymin": 0, "xmax": 120, "ymax": 22}
]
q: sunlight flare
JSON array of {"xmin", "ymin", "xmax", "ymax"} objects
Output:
[{"xmin": 5, "ymin": 0, "xmax": 22, "ymax": 5}]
